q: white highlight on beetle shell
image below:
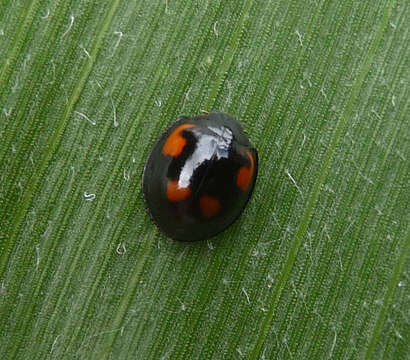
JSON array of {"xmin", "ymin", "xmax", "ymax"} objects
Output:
[{"xmin": 178, "ymin": 126, "xmax": 232, "ymax": 188}]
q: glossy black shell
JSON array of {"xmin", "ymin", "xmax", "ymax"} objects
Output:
[{"xmin": 142, "ymin": 111, "xmax": 258, "ymax": 241}]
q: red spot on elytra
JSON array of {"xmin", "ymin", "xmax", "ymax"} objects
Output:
[
  {"xmin": 236, "ymin": 151, "xmax": 255, "ymax": 191},
  {"xmin": 200, "ymin": 195, "xmax": 221, "ymax": 218},
  {"xmin": 162, "ymin": 124, "xmax": 194, "ymax": 157},
  {"xmin": 166, "ymin": 180, "xmax": 191, "ymax": 202}
]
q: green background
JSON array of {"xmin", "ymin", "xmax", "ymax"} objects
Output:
[{"xmin": 0, "ymin": 0, "xmax": 408, "ymax": 359}]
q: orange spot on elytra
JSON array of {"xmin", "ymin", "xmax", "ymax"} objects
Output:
[
  {"xmin": 200, "ymin": 195, "xmax": 221, "ymax": 218},
  {"xmin": 236, "ymin": 151, "xmax": 255, "ymax": 191},
  {"xmin": 162, "ymin": 124, "xmax": 194, "ymax": 157},
  {"xmin": 166, "ymin": 180, "xmax": 191, "ymax": 202}
]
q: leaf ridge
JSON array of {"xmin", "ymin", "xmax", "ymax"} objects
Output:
[{"xmin": 249, "ymin": 1, "xmax": 397, "ymax": 358}]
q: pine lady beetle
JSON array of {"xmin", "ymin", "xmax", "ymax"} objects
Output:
[{"xmin": 142, "ymin": 111, "xmax": 258, "ymax": 241}]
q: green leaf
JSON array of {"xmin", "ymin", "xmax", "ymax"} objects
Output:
[{"xmin": 1, "ymin": 0, "xmax": 408, "ymax": 359}]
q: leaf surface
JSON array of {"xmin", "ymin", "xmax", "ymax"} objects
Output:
[{"xmin": 0, "ymin": 0, "xmax": 408, "ymax": 359}]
